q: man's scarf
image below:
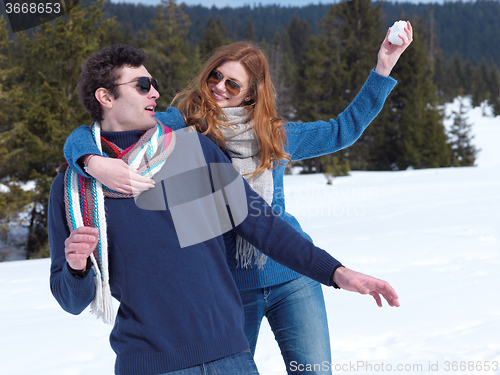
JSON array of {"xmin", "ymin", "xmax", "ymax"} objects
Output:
[
  {"xmin": 219, "ymin": 107, "xmax": 273, "ymax": 269},
  {"xmin": 63, "ymin": 122, "xmax": 175, "ymax": 323}
]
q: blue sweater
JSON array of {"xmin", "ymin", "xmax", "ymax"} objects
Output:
[
  {"xmin": 51, "ymin": 130, "xmax": 341, "ymax": 375},
  {"xmin": 63, "ymin": 69, "xmax": 396, "ymax": 291}
]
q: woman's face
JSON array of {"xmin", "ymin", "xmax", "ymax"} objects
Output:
[{"xmin": 207, "ymin": 60, "xmax": 250, "ymax": 109}]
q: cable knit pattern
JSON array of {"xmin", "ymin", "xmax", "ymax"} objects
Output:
[{"xmin": 63, "ymin": 69, "xmax": 397, "ymax": 290}]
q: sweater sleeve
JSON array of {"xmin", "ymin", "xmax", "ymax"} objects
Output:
[
  {"xmin": 48, "ymin": 174, "xmax": 96, "ymax": 315},
  {"xmin": 285, "ymin": 69, "xmax": 397, "ymax": 161},
  {"xmin": 234, "ymin": 182, "xmax": 342, "ymax": 286},
  {"xmin": 63, "ymin": 107, "xmax": 187, "ymax": 177},
  {"xmin": 199, "ymin": 135, "xmax": 342, "ymax": 287},
  {"xmin": 63, "ymin": 125, "xmax": 101, "ymax": 178}
]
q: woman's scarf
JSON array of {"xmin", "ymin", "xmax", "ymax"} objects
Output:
[
  {"xmin": 219, "ymin": 107, "xmax": 273, "ymax": 269},
  {"xmin": 63, "ymin": 122, "xmax": 175, "ymax": 323}
]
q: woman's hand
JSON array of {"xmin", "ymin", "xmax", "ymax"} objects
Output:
[
  {"xmin": 86, "ymin": 155, "xmax": 155, "ymax": 195},
  {"xmin": 375, "ymin": 21, "xmax": 413, "ymax": 77}
]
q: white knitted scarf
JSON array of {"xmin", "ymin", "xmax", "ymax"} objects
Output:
[{"xmin": 219, "ymin": 107, "xmax": 273, "ymax": 268}]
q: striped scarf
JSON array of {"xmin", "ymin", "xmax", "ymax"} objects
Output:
[{"xmin": 64, "ymin": 122, "xmax": 175, "ymax": 323}]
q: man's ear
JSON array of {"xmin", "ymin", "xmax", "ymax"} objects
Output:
[{"xmin": 95, "ymin": 88, "xmax": 113, "ymax": 109}]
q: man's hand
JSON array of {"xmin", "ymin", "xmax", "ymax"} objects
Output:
[
  {"xmin": 375, "ymin": 21, "xmax": 413, "ymax": 77},
  {"xmin": 65, "ymin": 226, "xmax": 99, "ymax": 271},
  {"xmin": 86, "ymin": 156, "xmax": 155, "ymax": 195},
  {"xmin": 333, "ymin": 267, "xmax": 400, "ymax": 307}
]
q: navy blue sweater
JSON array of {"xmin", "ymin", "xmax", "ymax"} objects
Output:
[{"xmin": 49, "ymin": 130, "xmax": 342, "ymax": 375}]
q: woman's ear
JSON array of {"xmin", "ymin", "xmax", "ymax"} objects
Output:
[{"xmin": 95, "ymin": 88, "xmax": 113, "ymax": 109}]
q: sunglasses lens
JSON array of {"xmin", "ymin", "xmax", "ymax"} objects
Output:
[
  {"xmin": 151, "ymin": 78, "xmax": 159, "ymax": 92},
  {"xmin": 208, "ymin": 70, "xmax": 222, "ymax": 85},
  {"xmin": 136, "ymin": 77, "xmax": 159, "ymax": 93},
  {"xmin": 137, "ymin": 77, "xmax": 150, "ymax": 93},
  {"xmin": 226, "ymin": 80, "xmax": 241, "ymax": 96}
]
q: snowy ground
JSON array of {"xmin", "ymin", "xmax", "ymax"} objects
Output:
[{"xmin": 1, "ymin": 98, "xmax": 499, "ymax": 375}]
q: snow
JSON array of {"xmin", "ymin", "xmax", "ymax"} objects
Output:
[
  {"xmin": 1, "ymin": 99, "xmax": 499, "ymax": 375},
  {"xmin": 388, "ymin": 20, "xmax": 407, "ymax": 46}
]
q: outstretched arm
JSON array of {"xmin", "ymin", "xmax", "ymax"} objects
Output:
[
  {"xmin": 375, "ymin": 21, "xmax": 413, "ymax": 77},
  {"xmin": 333, "ymin": 267, "xmax": 400, "ymax": 307}
]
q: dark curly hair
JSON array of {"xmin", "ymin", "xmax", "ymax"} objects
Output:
[{"xmin": 77, "ymin": 44, "xmax": 147, "ymax": 122}]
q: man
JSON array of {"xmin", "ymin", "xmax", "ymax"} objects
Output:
[{"xmin": 49, "ymin": 44, "xmax": 399, "ymax": 375}]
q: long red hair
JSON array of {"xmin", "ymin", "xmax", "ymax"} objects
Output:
[{"xmin": 172, "ymin": 41, "xmax": 290, "ymax": 176}]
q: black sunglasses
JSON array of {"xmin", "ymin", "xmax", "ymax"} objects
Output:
[
  {"xmin": 207, "ymin": 70, "xmax": 243, "ymax": 96},
  {"xmin": 114, "ymin": 76, "xmax": 159, "ymax": 93}
]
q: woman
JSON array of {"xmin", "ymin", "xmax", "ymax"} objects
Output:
[{"xmin": 64, "ymin": 22, "xmax": 412, "ymax": 374}]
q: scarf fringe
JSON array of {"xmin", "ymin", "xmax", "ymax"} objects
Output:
[
  {"xmin": 220, "ymin": 108, "xmax": 273, "ymax": 269},
  {"xmin": 89, "ymin": 254, "xmax": 114, "ymax": 324},
  {"xmin": 235, "ymin": 236, "xmax": 267, "ymax": 269}
]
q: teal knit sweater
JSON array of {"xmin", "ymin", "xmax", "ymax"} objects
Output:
[{"xmin": 63, "ymin": 69, "xmax": 397, "ymax": 291}]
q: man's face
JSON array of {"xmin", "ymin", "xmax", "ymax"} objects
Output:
[{"xmin": 102, "ymin": 65, "xmax": 160, "ymax": 132}]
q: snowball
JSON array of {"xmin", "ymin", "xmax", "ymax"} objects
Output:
[{"xmin": 388, "ymin": 20, "xmax": 407, "ymax": 46}]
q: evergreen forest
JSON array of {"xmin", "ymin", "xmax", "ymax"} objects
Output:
[{"xmin": 0, "ymin": 0, "xmax": 498, "ymax": 259}]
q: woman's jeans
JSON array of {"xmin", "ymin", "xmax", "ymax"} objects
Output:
[
  {"xmin": 239, "ymin": 276, "xmax": 332, "ymax": 375},
  {"xmin": 159, "ymin": 350, "xmax": 259, "ymax": 374}
]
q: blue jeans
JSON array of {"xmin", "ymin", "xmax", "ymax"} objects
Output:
[
  {"xmin": 158, "ymin": 350, "xmax": 259, "ymax": 374},
  {"xmin": 239, "ymin": 276, "xmax": 332, "ymax": 375}
]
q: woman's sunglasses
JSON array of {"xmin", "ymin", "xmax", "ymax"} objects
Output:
[
  {"xmin": 114, "ymin": 77, "xmax": 159, "ymax": 93},
  {"xmin": 207, "ymin": 70, "xmax": 243, "ymax": 96}
]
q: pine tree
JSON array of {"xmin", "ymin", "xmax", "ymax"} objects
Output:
[
  {"xmin": 287, "ymin": 15, "xmax": 311, "ymax": 66},
  {"xmin": 445, "ymin": 52, "xmax": 464, "ymax": 100},
  {"xmin": 0, "ymin": 17, "xmax": 33, "ymax": 252},
  {"xmin": 243, "ymin": 19, "xmax": 256, "ymax": 42},
  {"xmin": 293, "ymin": 0, "xmax": 384, "ymax": 174},
  {"xmin": 0, "ymin": 1, "xmax": 115, "ymax": 258},
  {"xmin": 462, "ymin": 58, "xmax": 475, "ymax": 96},
  {"xmin": 198, "ymin": 16, "xmax": 231, "ymax": 59},
  {"xmin": 267, "ymin": 31, "xmax": 295, "ymax": 119},
  {"xmin": 472, "ymin": 58, "xmax": 490, "ymax": 107},
  {"xmin": 295, "ymin": 0, "xmax": 384, "ymax": 173},
  {"xmin": 448, "ymin": 98, "xmax": 478, "ymax": 167},
  {"xmin": 334, "ymin": 0, "xmax": 384, "ymax": 92},
  {"xmin": 145, "ymin": 0, "xmax": 195, "ymax": 107},
  {"xmin": 0, "ymin": 16, "xmax": 22, "ymax": 133},
  {"xmin": 383, "ymin": 18, "xmax": 450, "ymax": 170},
  {"xmin": 488, "ymin": 63, "xmax": 500, "ymax": 116}
]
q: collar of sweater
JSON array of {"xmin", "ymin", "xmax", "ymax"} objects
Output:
[{"xmin": 100, "ymin": 129, "xmax": 145, "ymax": 150}]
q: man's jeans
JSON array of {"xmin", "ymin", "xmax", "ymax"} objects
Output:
[
  {"xmin": 160, "ymin": 350, "xmax": 259, "ymax": 374},
  {"xmin": 239, "ymin": 276, "xmax": 332, "ymax": 375}
]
